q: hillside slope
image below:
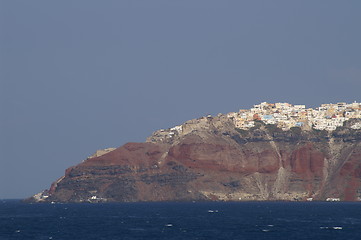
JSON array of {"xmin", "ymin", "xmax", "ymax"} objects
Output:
[{"xmin": 28, "ymin": 114, "xmax": 361, "ymax": 203}]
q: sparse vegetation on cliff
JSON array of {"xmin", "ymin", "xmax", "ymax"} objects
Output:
[{"xmin": 235, "ymin": 128, "xmax": 248, "ymax": 137}]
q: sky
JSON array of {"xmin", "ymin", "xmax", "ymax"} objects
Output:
[{"xmin": 1, "ymin": 0, "xmax": 360, "ymax": 199}]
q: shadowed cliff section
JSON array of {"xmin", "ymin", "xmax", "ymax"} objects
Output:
[{"xmin": 28, "ymin": 115, "xmax": 361, "ymax": 203}]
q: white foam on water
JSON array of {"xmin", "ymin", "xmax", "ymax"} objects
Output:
[
  {"xmin": 208, "ymin": 210, "xmax": 219, "ymax": 213},
  {"xmin": 320, "ymin": 226, "xmax": 343, "ymax": 230}
]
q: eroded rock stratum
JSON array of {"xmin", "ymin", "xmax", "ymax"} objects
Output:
[{"xmin": 28, "ymin": 112, "xmax": 361, "ymax": 203}]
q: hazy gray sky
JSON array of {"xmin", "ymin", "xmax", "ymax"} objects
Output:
[{"xmin": 1, "ymin": 0, "xmax": 360, "ymax": 198}]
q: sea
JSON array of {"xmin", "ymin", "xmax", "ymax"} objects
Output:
[{"xmin": 1, "ymin": 200, "xmax": 361, "ymax": 240}]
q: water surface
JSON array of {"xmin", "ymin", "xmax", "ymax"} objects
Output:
[{"xmin": 1, "ymin": 200, "xmax": 361, "ymax": 239}]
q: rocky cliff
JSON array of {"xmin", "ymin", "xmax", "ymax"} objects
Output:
[{"xmin": 28, "ymin": 115, "xmax": 361, "ymax": 202}]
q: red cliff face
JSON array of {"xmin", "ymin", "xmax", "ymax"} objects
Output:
[
  {"xmin": 29, "ymin": 116, "xmax": 361, "ymax": 203},
  {"xmin": 337, "ymin": 149, "xmax": 361, "ymax": 201},
  {"xmin": 289, "ymin": 144, "xmax": 324, "ymax": 176},
  {"xmin": 82, "ymin": 142, "xmax": 168, "ymax": 168}
]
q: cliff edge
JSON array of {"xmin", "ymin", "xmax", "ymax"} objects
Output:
[{"xmin": 28, "ymin": 104, "xmax": 361, "ymax": 203}]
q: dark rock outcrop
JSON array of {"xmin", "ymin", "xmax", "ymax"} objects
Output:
[{"xmin": 28, "ymin": 116, "xmax": 361, "ymax": 202}]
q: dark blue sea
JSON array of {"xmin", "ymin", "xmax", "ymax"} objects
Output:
[{"xmin": 1, "ymin": 200, "xmax": 361, "ymax": 240}]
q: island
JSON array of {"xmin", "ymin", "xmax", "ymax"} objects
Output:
[{"xmin": 27, "ymin": 102, "xmax": 361, "ymax": 203}]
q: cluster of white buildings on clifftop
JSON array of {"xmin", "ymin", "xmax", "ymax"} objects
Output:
[{"xmin": 227, "ymin": 102, "xmax": 361, "ymax": 131}]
